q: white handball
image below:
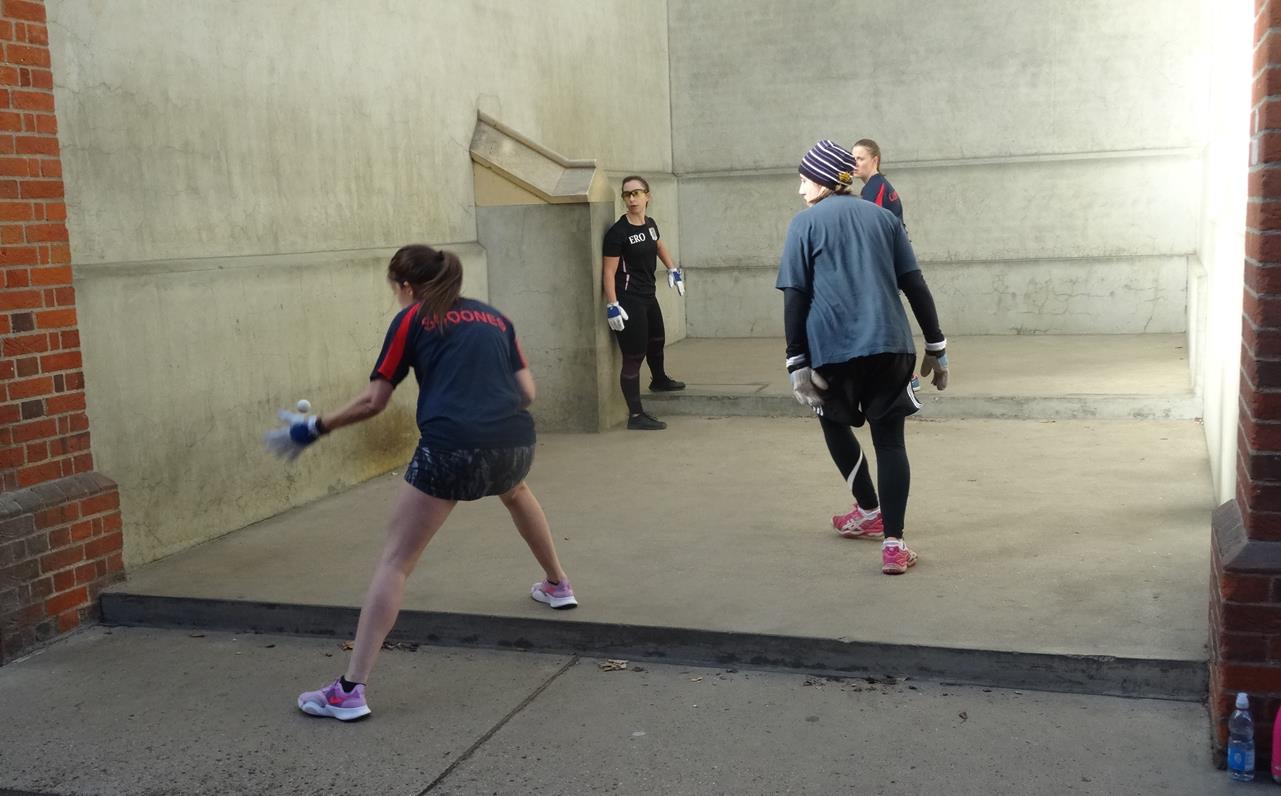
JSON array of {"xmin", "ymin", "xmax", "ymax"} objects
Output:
[{"xmin": 296, "ymin": 399, "xmax": 312, "ymax": 414}]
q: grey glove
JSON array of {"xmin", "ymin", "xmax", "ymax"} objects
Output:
[
  {"xmin": 788, "ymin": 362, "xmax": 829, "ymax": 408},
  {"xmin": 921, "ymin": 344, "xmax": 948, "ymax": 391}
]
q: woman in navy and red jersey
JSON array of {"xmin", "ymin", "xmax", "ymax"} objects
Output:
[
  {"xmin": 852, "ymin": 139, "xmax": 903, "ymax": 224},
  {"xmin": 265, "ymin": 244, "xmax": 576, "ymax": 722}
]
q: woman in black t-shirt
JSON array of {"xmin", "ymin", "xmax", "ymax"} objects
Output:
[{"xmin": 601, "ymin": 175, "xmax": 686, "ymax": 431}]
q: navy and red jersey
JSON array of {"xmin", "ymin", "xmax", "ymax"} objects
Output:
[
  {"xmin": 861, "ymin": 173, "xmax": 903, "ymax": 222},
  {"xmin": 603, "ymin": 215, "xmax": 661, "ymax": 298},
  {"xmin": 371, "ymin": 297, "xmax": 535, "ymax": 450}
]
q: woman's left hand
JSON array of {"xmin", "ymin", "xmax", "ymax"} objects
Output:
[{"xmin": 667, "ymin": 267, "xmax": 685, "ymax": 296}]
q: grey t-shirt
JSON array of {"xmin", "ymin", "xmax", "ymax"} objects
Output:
[{"xmin": 775, "ymin": 195, "xmax": 920, "ymax": 367}]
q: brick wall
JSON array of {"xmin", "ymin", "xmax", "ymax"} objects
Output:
[
  {"xmin": 1211, "ymin": 0, "xmax": 1281, "ymax": 768},
  {"xmin": 0, "ymin": 473, "xmax": 122, "ymax": 660},
  {"xmin": 0, "ymin": 0, "xmax": 122, "ymax": 664}
]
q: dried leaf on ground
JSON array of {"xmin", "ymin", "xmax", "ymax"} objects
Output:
[
  {"xmin": 340, "ymin": 641, "xmax": 354, "ymax": 651},
  {"xmin": 381, "ymin": 641, "xmax": 419, "ymax": 652},
  {"xmin": 598, "ymin": 659, "xmax": 628, "ymax": 671}
]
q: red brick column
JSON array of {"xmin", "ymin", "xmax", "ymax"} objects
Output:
[{"xmin": 0, "ymin": 0, "xmax": 121, "ymax": 663}]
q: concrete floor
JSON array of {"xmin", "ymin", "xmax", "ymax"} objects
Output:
[
  {"xmin": 99, "ymin": 333, "xmax": 1213, "ymax": 703},
  {"xmin": 110, "ymin": 414, "xmax": 1212, "ymax": 662},
  {"xmin": 0, "ymin": 626, "xmax": 1249, "ymax": 796}
]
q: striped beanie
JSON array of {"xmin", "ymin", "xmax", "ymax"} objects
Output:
[{"xmin": 799, "ymin": 140, "xmax": 855, "ymax": 191}]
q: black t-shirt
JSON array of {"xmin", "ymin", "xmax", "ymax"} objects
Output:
[
  {"xmin": 603, "ymin": 215, "xmax": 661, "ymax": 298},
  {"xmin": 371, "ymin": 298, "xmax": 535, "ymax": 450},
  {"xmin": 861, "ymin": 173, "xmax": 903, "ymax": 222}
]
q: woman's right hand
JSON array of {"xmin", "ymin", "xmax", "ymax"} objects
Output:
[{"xmin": 606, "ymin": 302, "xmax": 628, "ymax": 331}]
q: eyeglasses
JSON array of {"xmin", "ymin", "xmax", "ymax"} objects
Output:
[{"xmin": 621, "ymin": 189, "xmax": 649, "ymax": 199}]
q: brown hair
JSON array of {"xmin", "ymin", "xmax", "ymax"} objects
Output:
[
  {"xmin": 852, "ymin": 138, "xmax": 882, "ymax": 171},
  {"xmin": 620, "ymin": 175, "xmax": 651, "ymax": 193},
  {"xmin": 387, "ymin": 244, "xmax": 463, "ymax": 329}
]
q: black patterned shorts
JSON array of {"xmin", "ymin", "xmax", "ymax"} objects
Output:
[{"xmin": 403, "ymin": 445, "xmax": 534, "ymax": 501}]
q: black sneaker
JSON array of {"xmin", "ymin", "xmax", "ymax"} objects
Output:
[
  {"xmin": 649, "ymin": 378, "xmax": 686, "ymax": 392},
  {"xmin": 627, "ymin": 412, "xmax": 667, "ymax": 430}
]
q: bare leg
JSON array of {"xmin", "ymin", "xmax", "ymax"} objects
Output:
[
  {"xmin": 499, "ymin": 481, "xmax": 567, "ymax": 583},
  {"xmin": 346, "ymin": 483, "xmax": 455, "ymax": 683}
]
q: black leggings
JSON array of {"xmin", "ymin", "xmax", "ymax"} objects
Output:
[
  {"xmin": 820, "ymin": 415, "xmax": 909, "ymax": 538},
  {"xmin": 613, "ymin": 294, "xmax": 669, "ymax": 415}
]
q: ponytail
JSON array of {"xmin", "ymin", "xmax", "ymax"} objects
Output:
[{"xmin": 387, "ymin": 244, "xmax": 463, "ymax": 330}]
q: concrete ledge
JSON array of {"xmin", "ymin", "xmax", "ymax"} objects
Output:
[
  {"xmin": 100, "ymin": 593, "xmax": 1206, "ymax": 702},
  {"xmin": 646, "ymin": 391, "xmax": 1203, "ymax": 421},
  {"xmin": 0, "ymin": 471, "xmax": 117, "ymax": 520},
  {"xmin": 469, "ymin": 113, "xmax": 596, "ymax": 204},
  {"xmin": 1212, "ymin": 500, "xmax": 1281, "ymax": 573}
]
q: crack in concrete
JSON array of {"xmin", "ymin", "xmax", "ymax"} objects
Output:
[{"xmin": 418, "ymin": 654, "xmax": 580, "ymax": 794}]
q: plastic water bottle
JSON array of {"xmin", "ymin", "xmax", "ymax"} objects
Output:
[
  {"xmin": 1272, "ymin": 703, "xmax": 1281, "ymax": 784},
  {"xmin": 1228, "ymin": 692, "xmax": 1255, "ymax": 782}
]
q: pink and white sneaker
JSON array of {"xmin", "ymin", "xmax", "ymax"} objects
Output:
[
  {"xmin": 881, "ymin": 539, "xmax": 918, "ymax": 575},
  {"xmin": 297, "ymin": 678, "xmax": 371, "ymax": 721},
  {"xmin": 531, "ymin": 578, "xmax": 578, "ymax": 609},
  {"xmin": 832, "ymin": 503, "xmax": 885, "ymax": 540}
]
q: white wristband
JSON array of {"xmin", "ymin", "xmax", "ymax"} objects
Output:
[{"xmin": 925, "ymin": 338, "xmax": 947, "ymax": 353}]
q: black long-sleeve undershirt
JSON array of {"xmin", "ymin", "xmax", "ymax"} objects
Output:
[
  {"xmin": 783, "ymin": 288, "xmax": 811, "ymax": 363},
  {"xmin": 897, "ymin": 270, "xmax": 943, "ymax": 346}
]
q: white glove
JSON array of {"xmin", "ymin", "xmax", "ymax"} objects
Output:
[
  {"xmin": 606, "ymin": 302, "xmax": 628, "ymax": 332},
  {"xmin": 789, "ymin": 367, "xmax": 829, "ymax": 408},
  {"xmin": 921, "ymin": 341, "xmax": 949, "ymax": 391},
  {"xmin": 264, "ymin": 410, "xmax": 322, "ymax": 461},
  {"xmin": 667, "ymin": 267, "xmax": 685, "ymax": 296}
]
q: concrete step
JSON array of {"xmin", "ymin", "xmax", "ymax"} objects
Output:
[
  {"xmin": 647, "ymin": 390, "xmax": 1201, "ymax": 421},
  {"xmin": 651, "ymin": 335, "xmax": 1199, "ymax": 420},
  {"xmin": 102, "ymin": 415, "xmax": 1212, "ymax": 701},
  {"xmin": 100, "ymin": 593, "xmax": 1205, "ymax": 701}
]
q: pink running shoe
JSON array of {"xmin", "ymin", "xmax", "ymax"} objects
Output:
[
  {"xmin": 531, "ymin": 578, "xmax": 578, "ymax": 609},
  {"xmin": 881, "ymin": 539, "xmax": 918, "ymax": 575},
  {"xmin": 832, "ymin": 503, "xmax": 885, "ymax": 540},
  {"xmin": 297, "ymin": 678, "xmax": 371, "ymax": 721}
]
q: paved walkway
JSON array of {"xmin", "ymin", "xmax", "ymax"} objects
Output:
[{"xmin": 0, "ymin": 626, "xmax": 1253, "ymax": 796}]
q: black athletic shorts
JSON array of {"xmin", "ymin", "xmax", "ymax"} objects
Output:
[
  {"xmin": 403, "ymin": 444, "xmax": 534, "ymax": 501},
  {"xmin": 812, "ymin": 353, "xmax": 920, "ymax": 427}
]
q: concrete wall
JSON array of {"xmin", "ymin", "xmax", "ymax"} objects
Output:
[
  {"xmin": 669, "ymin": 0, "xmax": 1207, "ymax": 337},
  {"xmin": 479, "ymin": 202, "xmax": 612, "ymax": 432},
  {"xmin": 48, "ymin": 0, "xmax": 673, "ymax": 565},
  {"xmin": 1190, "ymin": 0, "xmax": 1251, "ymax": 503}
]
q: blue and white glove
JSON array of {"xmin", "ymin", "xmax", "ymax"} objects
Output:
[
  {"xmin": 667, "ymin": 267, "xmax": 685, "ymax": 296},
  {"xmin": 921, "ymin": 340, "xmax": 949, "ymax": 391},
  {"xmin": 786, "ymin": 355, "xmax": 828, "ymax": 408},
  {"xmin": 264, "ymin": 410, "xmax": 323, "ymax": 460},
  {"xmin": 606, "ymin": 302, "xmax": 629, "ymax": 332}
]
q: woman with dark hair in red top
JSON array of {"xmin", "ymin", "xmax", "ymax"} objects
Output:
[{"xmin": 265, "ymin": 244, "xmax": 577, "ymax": 722}]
